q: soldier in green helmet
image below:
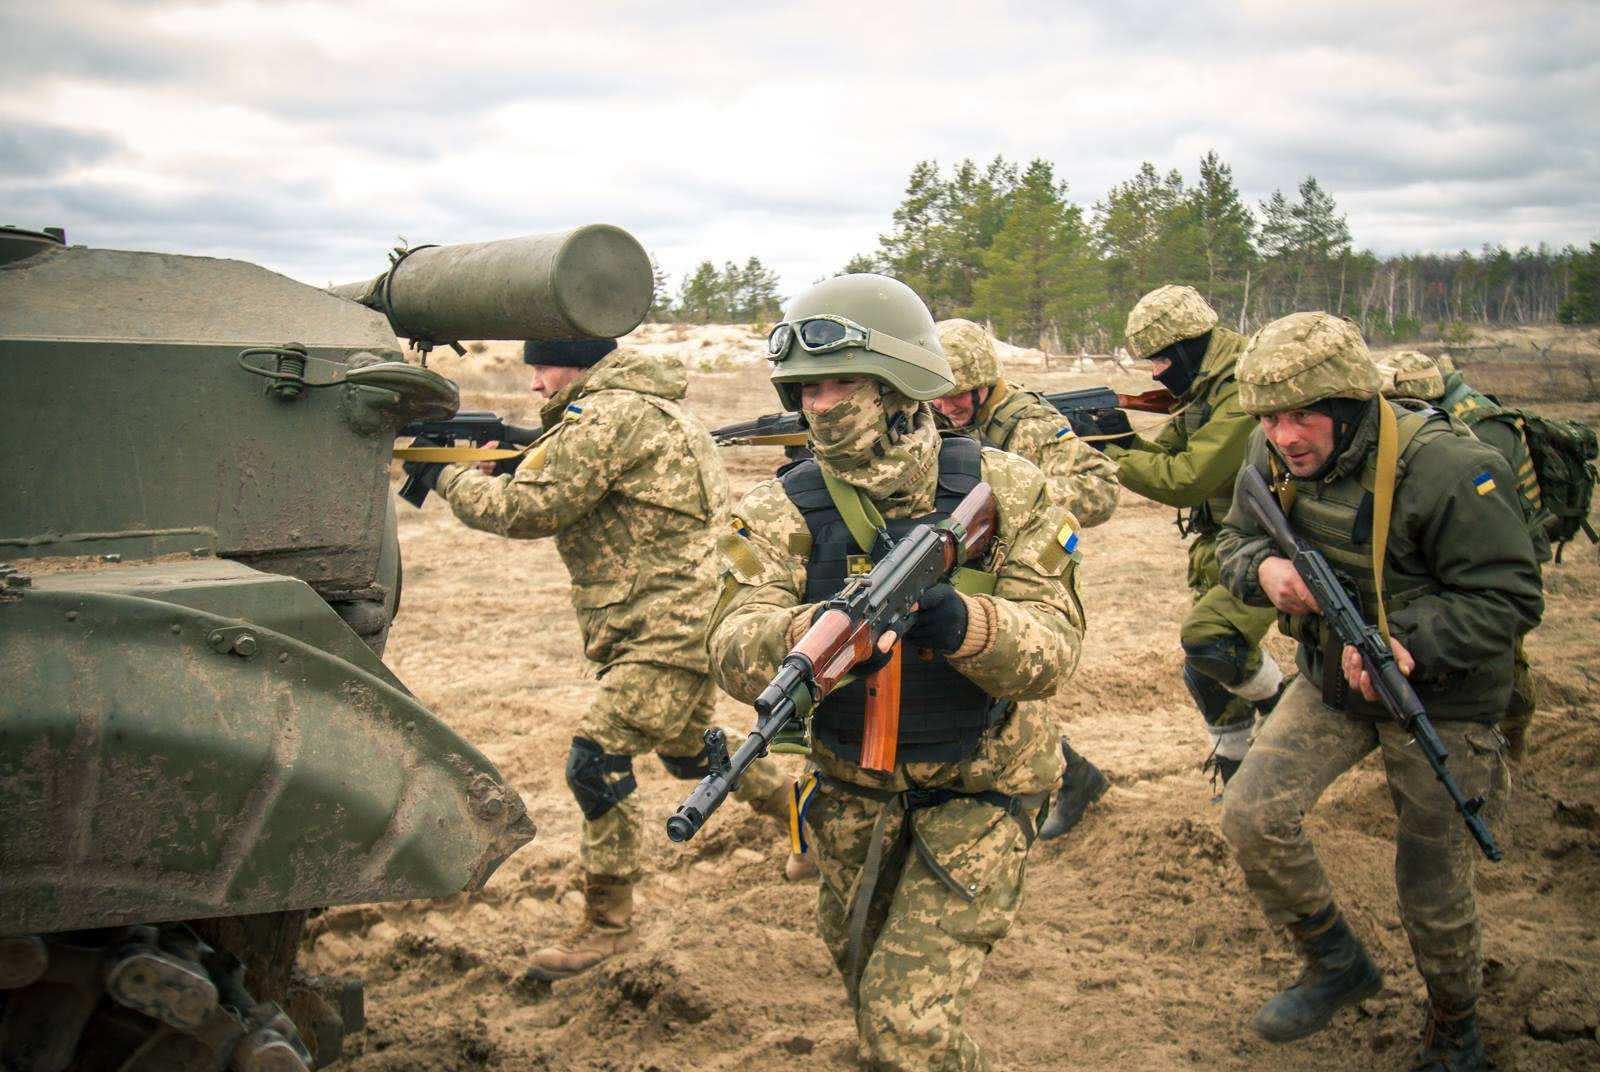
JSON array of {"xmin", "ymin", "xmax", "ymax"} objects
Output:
[
  {"xmin": 1103, "ymin": 285, "xmax": 1289, "ymax": 787},
  {"xmin": 1386, "ymin": 349, "xmax": 1550, "ymax": 761},
  {"xmin": 933, "ymin": 317, "xmax": 1117, "ymax": 837},
  {"xmin": 708, "ymin": 275, "xmax": 1083, "ymax": 1071},
  {"xmin": 402, "ymin": 336, "xmax": 803, "ymax": 983},
  {"xmin": 1216, "ymin": 313, "xmax": 1542, "ymax": 1071}
]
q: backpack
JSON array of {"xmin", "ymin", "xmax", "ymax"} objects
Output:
[{"xmin": 1519, "ymin": 413, "xmax": 1599, "ymax": 560}]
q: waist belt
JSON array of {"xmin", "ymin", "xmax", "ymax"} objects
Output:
[{"xmin": 816, "ymin": 773, "xmax": 1048, "ymax": 1000}]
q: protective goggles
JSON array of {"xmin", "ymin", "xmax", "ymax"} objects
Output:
[{"xmin": 767, "ymin": 314, "xmax": 944, "ymax": 374}]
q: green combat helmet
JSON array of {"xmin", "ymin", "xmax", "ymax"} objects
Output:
[
  {"xmin": 1237, "ymin": 312, "xmax": 1383, "ymax": 416},
  {"xmin": 1124, "ymin": 284, "xmax": 1219, "ymax": 360},
  {"xmin": 936, "ymin": 318, "xmax": 1000, "ymax": 393},
  {"xmin": 768, "ymin": 274, "xmax": 953, "ymax": 409},
  {"xmin": 1383, "ymin": 349, "xmax": 1446, "ymax": 401}
]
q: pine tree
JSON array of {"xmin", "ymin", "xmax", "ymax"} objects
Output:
[
  {"xmin": 646, "ymin": 255, "xmax": 672, "ymax": 322},
  {"xmin": 940, "ymin": 155, "xmax": 1018, "ymax": 316},
  {"xmin": 676, "ymin": 260, "xmax": 721, "ymax": 324},
  {"xmin": 877, "ymin": 160, "xmax": 947, "ymax": 305},
  {"xmin": 740, "ymin": 255, "xmax": 783, "ymax": 321},
  {"xmin": 840, "ymin": 253, "xmax": 882, "ymax": 275},
  {"xmin": 1558, "ymin": 241, "xmax": 1600, "ymax": 324},
  {"xmin": 1189, "ymin": 151, "xmax": 1256, "ymax": 318},
  {"xmin": 1094, "ymin": 162, "xmax": 1200, "ymax": 318}
]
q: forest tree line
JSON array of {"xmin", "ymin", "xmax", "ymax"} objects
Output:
[{"xmin": 652, "ymin": 152, "xmax": 1600, "ymax": 352}]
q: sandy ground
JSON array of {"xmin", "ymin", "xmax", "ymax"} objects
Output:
[{"xmin": 305, "ymin": 328, "xmax": 1600, "ymax": 1071}]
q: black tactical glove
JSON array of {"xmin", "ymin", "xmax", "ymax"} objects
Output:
[
  {"xmin": 401, "ymin": 435, "xmax": 449, "ymax": 492},
  {"xmin": 901, "ymin": 583, "xmax": 969, "ymax": 654}
]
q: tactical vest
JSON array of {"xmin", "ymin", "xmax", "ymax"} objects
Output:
[
  {"xmin": 780, "ymin": 436, "xmax": 1004, "ymax": 765},
  {"xmin": 1271, "ymin": 403, "xmax": 1458, "ymax": 714},
  {"xmin": 981, "ymin": 387, "xmax": 1059, "ymax": 452}
]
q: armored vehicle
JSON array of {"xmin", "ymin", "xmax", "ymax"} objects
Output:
[{"xmin": 0, "ymin": 223, "xmax": 653, "ymax": 1070}]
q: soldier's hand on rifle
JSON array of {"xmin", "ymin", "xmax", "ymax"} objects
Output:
[
  {"xmin": 475, "ymin": 440, "xmax": 502, "ymax": 475},
  {"xmin": 1259, "ymin": 556, "xmax": 1321, "ymax": 616},
  {"xmin": 900, "ymin": 583, "xmax": 970, "ymax": 654},
  {"xmin": 1342, "ymin": 637, "xmax": 1414, "ymax": 702}
]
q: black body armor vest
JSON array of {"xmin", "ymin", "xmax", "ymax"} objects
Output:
[{"xmin": 780, "ymin": 436, "xmax": 1003, "ymax": 765}]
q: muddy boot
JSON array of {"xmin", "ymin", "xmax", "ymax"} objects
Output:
[
  {"xmin": 751, "ymin": 783, "xmax": 818, "ymax": 881},
  {"xmin": 1412, "ymin": 1006, "xmax": 1492, "ymax": 1072},
  {"xmin": 525, "ymin": 874, "xmax": 635, "ymax": 982},
  {"xmin": 1251, "ymin": 905, "xmax": 1383, "ymax": 1042},
  {"xmin": 1039, "ymin": 741, "xmax": 1109, "ymax": 841}
]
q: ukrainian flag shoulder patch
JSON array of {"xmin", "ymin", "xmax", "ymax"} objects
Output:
[
  {"xmin": 1056, "ymin": 519, "xmax": 1080, "ymax": 555},
  {"xmin": 564, "ymin": 403, "xmax": 584, "ymax": 417},
  {"xmin": 1473, "ymin": 470, "xmax": 1497, "ymax": 495},
  {"xmin": 1055, "ymin": 425, "xmax": 1076, "ymax": 439}
]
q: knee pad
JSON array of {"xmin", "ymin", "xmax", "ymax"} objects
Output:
[
  {"xmin": 1181, "ymin": 635, "xmax": 1252, "ymax": 687},
  {"xmin": 1183, "ymin": 661, "xmax": 1239, "ymax": 726},
  {"xmin": 658, "ymin": 744, "xmax": 712, "ymax": 781},
  {"xmin": 565, "ymin": 737, "xmax": 638, "ymax": 821}
]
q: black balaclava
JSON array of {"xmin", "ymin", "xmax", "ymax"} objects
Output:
[
  {"xmin": 1150, "ymin": 330, "xmax": 1213, "ymax": 396},
  {"xmin": 522, "ymin": 338, "xmax": 617, "ymax": 367}
]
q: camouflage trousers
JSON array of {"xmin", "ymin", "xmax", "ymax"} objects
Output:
[
  {"xmin": 806, "ymin": 782, "xmax": 1031, "ymax": 1072},
  {"xmin": 1221, "ymin": 677, "xmax": 1509, "ymax": 1009},
  {"xmin": 1180, "ymin": 532, "xmax": 1281, "ymax": 731},
  {"xmin": 577, "ymin": 661, "xmax": 786, "ymax": 882}
]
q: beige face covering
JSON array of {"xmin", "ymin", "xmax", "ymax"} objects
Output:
[{"xmin": 808, "ymin": 381, "xmax": 940, "ymax": 509}]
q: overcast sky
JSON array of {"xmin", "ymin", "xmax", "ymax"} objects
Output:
[{"xmin": 4, "ymin": 1, "xmax": 1597, "ymax": 297}]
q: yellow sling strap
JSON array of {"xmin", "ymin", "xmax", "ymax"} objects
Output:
[{"xmin": 1370, "ymin": 399, "xmax": 1400, "ymax": 644}]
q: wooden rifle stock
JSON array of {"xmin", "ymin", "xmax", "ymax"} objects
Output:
[
  {"xmin": 859, "ymin": 646, "xmax": 903, "ymax": 772},
  {"xmin": 1115, "ymin": 388, "xmax": 1177, "ymax": 414}
]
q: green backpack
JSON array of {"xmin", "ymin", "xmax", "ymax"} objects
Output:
[{"xmin": 1520, "ymin": 412, "xmax": 1599, "ymax": 560}]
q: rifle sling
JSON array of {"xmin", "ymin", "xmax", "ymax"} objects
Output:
[{"xmin": 392, "ymin": 445, "xmax": 528, "ymax": 464}]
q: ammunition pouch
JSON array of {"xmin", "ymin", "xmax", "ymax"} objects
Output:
[{"xmin": 565, "ymin": 736, "xmax": 637, "ymax": 821}]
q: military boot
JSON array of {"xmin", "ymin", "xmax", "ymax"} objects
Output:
[
  {"xmin": 1251, "ymin": 905, "xmax": 1383, "ymax": 1042},
  {"xmin": 1411, "ymin": 1006, "xmax": 1492, "ymax": 1072},
  {"xmin": 750, "ymin": 783, "xmax": 819, "ymax": 882},
  {"xmin": 1039, "ymin": 741, "xmax": 1109, "ymax": 840},
  {"xmin": 525, "ymin": 873, "xmax": 635, "ymax": 981}
]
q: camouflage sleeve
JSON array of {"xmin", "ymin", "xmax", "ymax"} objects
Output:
[
  {"xmin": 1216, "ymin": 430, "xmax": 1276, "ymax": 607},
  {"xmin": 705, "ymin": 479, "xmax": 813, "ymax": 705},
  {"xmin": 1105, "ymin": 383, "xmax": 1255, "ymax": 508},
  {"xmin": 1007, "ymin": 416, "xmax": 1120, "ymax": 529},
  {"xmin": 1386, "ymin": 440, "xmax": 1544, "ymax": 675},
  {"xmin": 433, "ymin": 395, "xmax": 638, "ymax": 539},
  {"xmin": 947, "ymin": 450, "xmax": 1085, "ymax": 701}
]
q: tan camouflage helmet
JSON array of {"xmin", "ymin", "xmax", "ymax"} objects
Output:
[
  {"xmin": 935, "ymin": 318, "xmax": 1000, "ymax": 393},
  {"xmin": 1433, "ymin": 351, "xmax": 1458, "ymax": 374},
  {"xmin": 1123, "ymin": 285, "xmax": 1219, "ymax": 360},
  {"xmin": 1383, "ymin": 350, "xmax": 1446, "ymax": 401},
  {"xmin": 1236, "ymin": 312, "xmax": 1384, "ymax": 416}
]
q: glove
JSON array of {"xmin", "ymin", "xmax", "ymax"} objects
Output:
[
  {"xmin": 401, "ymin": 434, "xmax": 449, "ymax": 492},
  {"xmin": 901, "ymin": 583, "xmax": 969, "ymax": 654}
]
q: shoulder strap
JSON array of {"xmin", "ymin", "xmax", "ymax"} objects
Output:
[
  {"xmin": 819, "ymin": 469, "xmax": 888, "ymax": 553},
  {"xmin": 984, "ymin": 388, "xmax": 1049, "ymax": 450},
  {"xmin": 1370, "ymin": 401, "xmax": 1401, "ymax": 643}
]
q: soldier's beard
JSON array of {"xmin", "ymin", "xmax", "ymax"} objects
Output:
[{"xmin": 807, "ymin": 382, "xmax": 940, "ymax": 511}]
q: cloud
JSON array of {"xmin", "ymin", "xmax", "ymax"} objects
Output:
[{"xmin": 4, "ymin": 0, "xmax": 1596, "ymax": 295}]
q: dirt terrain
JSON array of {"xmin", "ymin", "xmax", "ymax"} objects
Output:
[{"xmin": 305, "ymin": 327, "xmax": 1600, "ymax": 1071}]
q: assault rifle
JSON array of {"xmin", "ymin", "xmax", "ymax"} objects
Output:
[
  {"xmin": 665, "ymin": 481, "xmax": 1000, "ymax": 843},
  {"xmin": 395, "ymin": 411, "xmax": 542, "ymax": 507},
  {"xmin": 710, "ymin": 386, "xmax": 1172, "ymax": 448},
  {"xmin": 1237, "ymin": 466, "xmax": 1503, "ymax": 862}
]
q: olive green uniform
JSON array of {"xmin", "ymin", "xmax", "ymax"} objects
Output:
[
  {"xmin": 1103, "ymin": 326, "xmax": 1281, "ymax": 742},
  {"xmin": 435, "ymin": 348, "xmax": 785, "ymax": 881},
  {"xmin": 1217, "ymin": 400, "xmax": 1543, "ymax": 1013},
  {"xmin": 709, "ymin": 427, "xmax": 1081, "ymax": 1072}
]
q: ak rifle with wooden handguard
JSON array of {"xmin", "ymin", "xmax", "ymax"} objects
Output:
[
  {"xmin": 710, "ymin": 386, "xmax": 1172, "ymax": 447},
  {"xmin": 665, "ymin": 481, "xmax": 1000, "ymax": 843},
  {"xmin": 395, "ymin": 411, "xmax": 542, "ymax": 507},
  {"xmin": 1237, "ymin": 465, "xmax": 1503, "ymax": 862}
]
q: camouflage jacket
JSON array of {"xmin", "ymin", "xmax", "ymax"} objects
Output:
[
  {"xmin": 707, "ymin": 445, "xmax": 1082, "ymax": 795},
  {"xmin": 972, "ymin": 380, "xmax": 1120, "ymax": 528},
  {"xmin": 436, "ymin": 349, "xmax": 729, "ymax": 673},
  {"xmin": 1104, "ymin": 327, "xmax": 1253, "ymax": 529},
  {"xmin": 1217, "ymin": 401, "xmax": 1544, "ymax": 722}
]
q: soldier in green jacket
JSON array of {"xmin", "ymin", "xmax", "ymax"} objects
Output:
[
  {"xmin": 1216, "ymin": 313, "xmax": 1542, "ymax": 1072},
  {"xmin": 709, "ymin": 275, "xmax": 1083, "ymax": 1072},
  {"xmin": 1386, "ymin": 350, "xmax": 1550, "ymax": 760},
  {"xmin": 932, "ymin": 317, "xmax": 1117, "ymax": 838},
  {"xmin": 1104, "ymin": 286, "xmax": 1288, "ymax": 785},
  {"xmin": 402, "ymin": 339, "xmax": 797, "ymax": 981}
]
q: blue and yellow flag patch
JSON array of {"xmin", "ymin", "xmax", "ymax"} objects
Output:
[
  {"xmin": 1473, "ymin": 470, "xmax": 1497, "ymax": 495},
  {"xmin": 1055, "ymin": 425, "xmax": 1076, "ymax": 439},
  {"xmin": 564, "ymin": 403, "xmax": 584, "ymax": 417},
  {"xmin": 1056, "ymin": 519, "xmax": 1080, "ymax": 555}
]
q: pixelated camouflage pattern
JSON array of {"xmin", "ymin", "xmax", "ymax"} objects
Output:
[
  {"xmin": 1236, "ymin": 312, "xmax": 1383, "ymax": 415},
  {"xmin": 808, "ymin": 784, "xmax": 1030, "ymax": 1071},
  {"xmin": 975, "ymin": 383, "xmax": 1120, "ymax": 528},
  {"xmin": 1123, "ymin": 284, "xmax": 1219, "ymax": 360},
  {"xmin": 1221, "ymin": 676, "xmax": 1508, "ymax": 1009},
  {"xmin": 577, "ymin": 663, "xmax": 786, "ymax": 881},
  {"xmin": 1103, "ymin": 327, "xmax": 1253, "ymax": 525},
  {"xmin": 1380, "ymin": 350, "xmax": 1446, "ymax": 401},
  {"xmin": 808, "ymin": 383, "xmax": 940, "ymax": 508},
  {"xmin": 936, "ymin": 318, "xmax": 1000, "ymax": 394},
  {"xmin": 708, "ymin": 441, "xmax": 1079, "ymax": 797},
  {"xmin": 437, "ymin": 348, "xmax": 729, "ymax": 672}
]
